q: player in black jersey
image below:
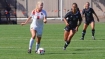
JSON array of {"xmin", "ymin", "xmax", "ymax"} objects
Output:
[
  {"xmin": 63, "ymin": 3, "xmax": 82, "ymax": 50},
  {"xmin": 71, "ymin": 3, "xmax": 80, "ymax": 12},
  {"xmin": 80, "ymin": 2, "xmax": 99, "ymax": 40}
]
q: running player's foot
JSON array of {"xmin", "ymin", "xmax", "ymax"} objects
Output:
[
  {"xmin": 63, "ymin": 47, "xmax": 66, "ymax": 50},
  {"xmin": 28, "ymin": 49, "xmax": 31, "ymax": 53},
  {"xmin": 92, "ymin": 36, "xmax": 95, "ymax": 40},
  {"xmin": 80, "ymin": 37, "xmax": 84, "ymax": 40},
  {"xmin": 35, "ymin": 50, "xmax": 38, "ymax": 54}
]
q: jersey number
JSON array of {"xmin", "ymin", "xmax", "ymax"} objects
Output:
[{"xmin": 37, "ymin": 16, "xmax": 40, "ymax": 19}]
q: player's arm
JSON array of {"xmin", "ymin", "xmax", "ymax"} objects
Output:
[
  {"xmin": 44, "ymin": 16, "xmax": 47, "ymax": 23},
  {"xmin": 76, "ymin": 13, "xmax": 82, "ymax": 31},
  {"xmin": 78, "ymin": 13, "xmax": 82, "ymax": 27},
  {"xmin": 81, "ymin": 9, "xmax": 85, "ymax": 17},
  {"xmin": 21, "ymin": 10, "xmax": 33, "ymax": 25},
  {"xmin": 64, "ymin": 12, "xmax": 70, "ymax": 26},
  {"xmin": 92, "ymin": 9, "xmax": 99, "ymax": 22},
  {"xmin": 64, "ymin": 18, "xmax": 69, "ymax": 26},
  {"xmin": 21, "ymin": 17, "xmax": 32, "ymax": 25},
  {"xmin": 43, "ymin": 10, "xmax": 47, "ymax": 23}
]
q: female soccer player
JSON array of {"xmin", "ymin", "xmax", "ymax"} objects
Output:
[
  {"xmin": 63, "ymin": 3, "xmax": 82, "ymax": 50},
  {"xmin": 80, "ymin": 2, "xmax": 99, "ymax": 40},
  {"xmin": 71, "ymin": 3, "xmax": 80, "ymax": 12},
  {"xmin": 21, "ymin": 1, "xmax": 47, "ymax": 53}
]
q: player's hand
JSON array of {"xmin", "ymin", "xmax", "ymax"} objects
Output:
[
  {"xmin": 21, "ymin": 23, "xmax": 26, "ymax": 26},
  {"xmin": 75, "ymin": 26, "xmax": 78, "ymax": 32},
  {"xmin": 44, "ymin": 20, "xmax": 47, "ymax": 23},
  {"xmin": 97, "ymin": 19, "xmax": 99, "ymax": 22},
  {"xmin": 66, "ymin": 23, "xmax": 69, "ymax": 26}
]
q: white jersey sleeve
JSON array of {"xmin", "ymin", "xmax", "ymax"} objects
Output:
[{"xmin": 42, "ymin": 10, "xmax": 47, "ymax": 17}]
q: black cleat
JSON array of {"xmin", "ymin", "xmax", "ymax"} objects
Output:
[
  {"xmin": 92, "ymin": 36, "xmax": 95, "ymax": 40},
  {"xmin": 35, "ymin": 50, "xmax": 38, "ymax": 54},
  {"xmin": 63, "ymin": 47, "xmax": 66, "ymax": 50},
  {"xmin": 80, "ymin": 37, "xmax": 84, "ymax": 40},
  {"xmin": 28, "ymin": 49, "xmax": 31, "ymax": 53}
]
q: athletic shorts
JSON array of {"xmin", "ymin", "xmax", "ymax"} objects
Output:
[
  {"xmin": 5, "ymin": 13, "xmax": 10, "ymax": 18},
  {"xmin": 85, "ymin": 20, "xmax": 94, "ymax": 25},
  {"xmin": 30, "ymin": 25, "xmax": 43, "ymax": 37},
  {"xmin": 64, "ymin": 26, "xmax": 76, "ymax": 32}
]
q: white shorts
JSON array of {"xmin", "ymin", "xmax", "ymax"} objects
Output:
[{"xmin": 30, "ymin": 25, "xmax": 43, "ymax": 37}]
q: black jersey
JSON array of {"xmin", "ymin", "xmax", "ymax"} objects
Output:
[
  {"xmin": 82, "ymin": 8, "xmax": 95, "ymax": 21},
  {"xmin": 64, "ymin": 11, "xmax": 82, "ymax": 28}
]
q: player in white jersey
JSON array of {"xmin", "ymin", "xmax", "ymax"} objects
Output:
[{"xmin": 21, "ymin": 1, "xmax": 47, "ymax": 53}]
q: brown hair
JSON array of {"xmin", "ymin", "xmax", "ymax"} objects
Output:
[{"xmin": 72, "ymin": 3, "xmax": 78, "ymax": 8}]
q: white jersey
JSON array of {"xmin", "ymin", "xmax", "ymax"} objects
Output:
[
  {"xmin": 30, "ymin": 10, "xmax": 47, "ymax": 28},
  {"xmin": 30, "ymin": 10, "xmax": 47, "ymax": 37}
]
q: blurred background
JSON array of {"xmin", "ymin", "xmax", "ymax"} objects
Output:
[{"xmin": 0, "ymin": 0, "xmax": 105, "ymax": 24}]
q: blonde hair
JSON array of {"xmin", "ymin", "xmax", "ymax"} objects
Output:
[
  {"xmin": 84, "ymin": 2, "xmax": 90, "ymax": 9},
  {"xmin": 86, "ymin": 2, "xmax": 90, "ymax": 6},
  {"xmin": 84, "ymin": 5, "xmax": 86, "ymax": 9},
  {"xmin": 35, "ymin": 1, "xmax": 43, "ymax": 9}
]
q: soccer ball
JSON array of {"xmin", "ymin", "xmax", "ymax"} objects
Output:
[{"xmin": 37, "ymin": 48, "xmax": 45, "ymax": 55}]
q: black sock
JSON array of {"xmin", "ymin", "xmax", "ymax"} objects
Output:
[
  {"xmin": 64, "ymin": 41, "xmax": 70, "ymax": 48},
  {"xmin": 82, "ymin": 30, "xmax": 86, "ymax": 38},
  {"xmin": 92, "ymin": 29, "xmax": 95, "ymax": 36}
]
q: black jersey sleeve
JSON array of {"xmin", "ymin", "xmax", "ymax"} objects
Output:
[
  {"xmin": 91, "ymin": 8, "xmax": 95, "ymax": 14},
  {"xmin": 78, "ymin": 12, "xmax": 82, "ymax": 21},
  {"xmin": 64, "ymin": 12, "xmax": 70, "ymax": 19},
  {"xmin": 82, "ymin": 9, "xmax": 85, "ymax": 15}
]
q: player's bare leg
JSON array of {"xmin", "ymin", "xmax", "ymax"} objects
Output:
[
  {"xmin": 28, "ymin": 29, "xmax": 36, "ymax": 53},
  {"xmin": 90, "ymin": 22, "xmax": 95, "ymax": 40},
  {"xmin": 63, "ymin": 30, "xmax": 75, "ymax": 50},
  {"xmin": 64, "ymin": 31, "xmax": 69, "ymax": 41},
  {"xmin": 81, "ymin": 24, "xmax": 88, "ymax": 40}
]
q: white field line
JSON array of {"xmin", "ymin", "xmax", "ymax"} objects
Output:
[
  {"xmin": 0, "ymin": 37, "xmax": 104, "ymax": 41},
  {"xmin": 0, "ymin": 39, "xmax": 103, "ymax": 42},
  {"xmin": 0, "ymin": 47, "xmax": 105, "ymax": 49}
]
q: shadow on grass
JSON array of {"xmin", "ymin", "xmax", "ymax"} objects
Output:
[
  {"xmin": 75, "ymin": 48, "xmax": 105, "ymax": 51},
  {"xmin": 46, "ymin": 52, "xmax": 84, "ymax": 55},
  {"xmin": 75, "ymin": 49, "xmax": 94, "ymax": 51},
  {"xmin": 98, "ymin": 39, "xmax": 105, "ymax": 40}
]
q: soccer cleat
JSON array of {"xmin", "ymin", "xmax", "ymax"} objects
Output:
[
  {"xmin": 63, "ymin": 47, "xmax": 66, "ymax": 50},
  {"xmin": 92, "ymin": 36, "xmax": 95, "ymax": 40},
  {"xmin": 80, "ymin": 37, "xmax": 84, "ymax": 40},
  {"xmin": 35, "ymin": 50, "xmax": 38, "ymax": 54},
  {"xmin": 28, "ymin": 49, "xmax": 31, "ymax": 53}
]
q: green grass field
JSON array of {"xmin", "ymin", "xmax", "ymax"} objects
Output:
[{"xmin": 0, "ymin": 23, "xmax": 105, "ymax": 59}]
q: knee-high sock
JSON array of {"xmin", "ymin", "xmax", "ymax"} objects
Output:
[
  {"xmin": 64, "ymin": 41, "xmax": 70, "ymax": 48},
  {"xmin": 92, "ymin": 29, "xmax": 95, "ymax": 36},
  {"xmin": 29, "ymin": 38, "xmax": 34, "ymax": 50},
  {"xmin": 82, "ymin": 30, "xmax": 86, "ymax": 38},
  {"xmin": 35, "ymin": 42, "xmax": 40, "ymax": 51}
]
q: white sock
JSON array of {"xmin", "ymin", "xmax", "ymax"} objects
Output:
[
  {"xmin": 35, "ymin": 42, "xmax": 40, "ymax": 51},
  {"xmin": 29, "ymin": 38, "xmax": 34, "ymax": 50}
]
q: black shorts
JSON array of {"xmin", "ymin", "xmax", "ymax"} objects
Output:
[
  {"xmin": 85, "ymin": 20, "xmax": 94, "ymax": 25},
  {"xmin": 64, "ymin": 26, "xmax": 76, "ymax": 32},
  {"xmin": 5, "ymin": 13, "xmax": 10, "ymax": 18}
]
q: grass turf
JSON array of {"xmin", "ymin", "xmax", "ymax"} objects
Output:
[{"xmin": 0, "ymin": 23, "xmax": 105, "ymax": 59}]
